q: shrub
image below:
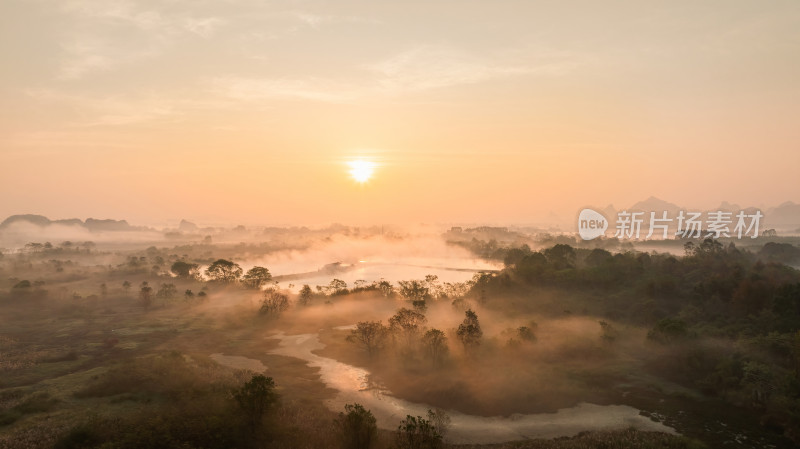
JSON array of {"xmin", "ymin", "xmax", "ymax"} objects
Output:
[{"xmin": 333, "ymin": 403, "xmax": 377, "ymax": 449}]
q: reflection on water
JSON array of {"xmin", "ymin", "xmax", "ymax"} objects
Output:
[
  {"xmin": 268, "ymin": 259, "xmax": 502, "ymax": 292},
  {"xmin": 268, "ymin": 331, "xmax": 677, "ymax": 444}
]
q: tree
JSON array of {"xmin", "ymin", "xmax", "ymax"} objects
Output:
[
  {"xmin": 412, "ymin": 299, "xmax": 427, "ymax": 312},
  {"xmin": 389, "ymin": 308, "xmax": 427, "ymax": 348},
  {"xmin": 99, "ymin": 283, "xmax": 108, "ymax": 298},
  {"xmin": 139, "ymin": 281, "xmax": 153, "ymax": 309},
  {"xmin": 347, "ymin": 321, "xmax": 388, "ymax": 358},
  {"xmin": 184, "ymin": 289, "xmax": 194, "ymax": 299},
  {"xmin": 422, "ymin": 274, "xmax": 445, "ymax": 300},
  {"xmin": 334, "ymin": 403, "xmax": 377, "ymax": 449},
  {"xmin": 13, "ymin": 280, "xmax": 31, "ymax": 290},
  {"xmin": 122, "ymin": 281, "xmax": 131, "ymax": 295},
  {"xmin": 502, "ymin": 325, "xmax": 536, "ymax": 347},
  {"xmin": 456, "ymin": 309, "xmax": 482, "ymax": 351},
  {"xmin": 205, "ymin": 259, "xmax": 242, "ymax": 283},
  {"xmin": 544, "ymin": 244, "xmax": 576, "ymax": 269},
  {"xmin": 377, "ymin": 280, "xmax": 394, "ymax": 298},
  {"xmin": 298, "ymin": 284, "xmax": 313, "ymax": 306},
  {"xmin": 585, "ymin": 248, "xmax": 613, "ymax": 267},
  {"xmin": 398, "ymin": 280, "xmax": 429, "ymax": 302},
  {"xmin": 259, "ymin": 288, "xmax": 289, "ymax": 317},
  {"xmin": 156, "ymin": 283, "xmax": 177, "ymax": 300},
  {"xmin": 647, "ymin": 317, "xmax": 689, "ymax": 344},
  {"xmin": 10, "ymin": 280, "xmax": 34, "ymax": 298},
  {"xmin": 170, "ymin": 261, "xmax": 200, "ymax": 279},
  {"xmin": 242, "ymin": 266, "xmax": 272, "ymax": 289},
  {"xmin": 426, "ymin": 409, "xmax": 451, "ymax": 440},
  {"xmin": 503, "ymin": 245, "xmax": 532, "ymax": 267},
  {"xmin": 395, "ymin": 415, "xmax": 442, "ymax": 449},
  {"xmin": 234, "ymin": 374, "xmax": 279, "ymax": 432},
  {"xmin": 328, "ymin": 278, "xmax": 348, "ymax": 295},
  {"xmin": 421, "ymin": 329, "xmax": 448, "ymax": 365},
  {"xmin": 742, "ymin": 361, "xmax": 775, "ymax": 404}
]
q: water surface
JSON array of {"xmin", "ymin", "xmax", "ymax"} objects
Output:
[{"xmin": 268, "ymin": 331, "xmax": 676, "ymax": 444}]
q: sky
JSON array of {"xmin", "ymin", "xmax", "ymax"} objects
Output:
[{"xmin": 1, "ymin": 0, "xmax": 799, "ymax": 227}]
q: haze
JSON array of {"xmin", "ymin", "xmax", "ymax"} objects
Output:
[{"xmin": 1, "ymin": 0, "xmax": 799, "ymax": 226}]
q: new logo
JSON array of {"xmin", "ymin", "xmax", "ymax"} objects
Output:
[{"xmin": 578, "ymin": 209, "xmax": 608, "ymax": 240}]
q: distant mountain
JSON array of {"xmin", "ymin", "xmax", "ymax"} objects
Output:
[
  {"xmin": 765, "ymin": 201, "xmax": 800, "ymax": 227},
  {"xmin": 629, "ymin": 196, "xmax": 682, "ymax": 215},
  {"xmin": 84, "ymin": 218, "xmax": 133, "ymax": 232},
  {"xmin": 178, "ymin": 219, "xmax": 199, "ymax": 232},
  {"xmin": 0, "ymin": 214, "xmax": 142, "ymax": 232},
  {"xmin": 55, "ymin": 218, "xmax": 84, "ymax": 227},
  {"xmin": 588, "ymin": 197, "xmax": 800, "ymax": 235},
  {"xmin": 0, "ymin": 214, "xmax": 53, "ymax": 228}
]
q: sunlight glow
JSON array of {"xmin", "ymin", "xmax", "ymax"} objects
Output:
[{"xmin": 348, "ymin": 160, "xmax": 376, "ymax": 183}]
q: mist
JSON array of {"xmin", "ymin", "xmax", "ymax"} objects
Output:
[
  {"xmin": 3, "ymin": 0, "xmax": 800, "ymax": 445},
  {"xmin": 3, "ymin": 212, "xmax": 800, "ymax": 448}
]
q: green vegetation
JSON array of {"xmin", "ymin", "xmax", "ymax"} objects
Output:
[
  {"xmin": 334, "ymin": 403, "xmax": 378, "ymax": 449},
  {"xmin": 2, "ymin": 231, "xmax": 799, "ymax": 448}
]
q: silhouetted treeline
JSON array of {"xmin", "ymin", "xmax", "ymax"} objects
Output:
[{"xmin": 476, "ymin": 239, "xmax": 800, "ymax": 442}]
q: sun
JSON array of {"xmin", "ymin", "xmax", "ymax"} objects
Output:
[{"xmin": 347, "ymin": 160, "xmax": 376, "ymax": 183}]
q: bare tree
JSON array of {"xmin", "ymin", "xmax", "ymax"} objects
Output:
[{"xmin": 259, "ymin": 288, "xmax": 289, "ymax": 317}]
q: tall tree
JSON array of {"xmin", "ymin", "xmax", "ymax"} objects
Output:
[
  {"xmin": 139, "ymin": 281, "xmax": 153, "ymax": 310},
  {"xmin": 234, "ymin": 374, "xmax": 279, "ymax": 432},
  {"xmin": 422, "ymin": 329, "xmax": 448, "ymax": 366},
  {"xmin": 398, "ymin": 280, "xmax": 429, "ymax": 302},
  {"xmin": 389, "ymin": 308, "xmax": 427, "ymax": 348},
  {"xmin": 242, "ymin": 266, "xmax": 272, "ymax": 289},
  {"xmin": 347, "ymin": 321, "xmax": 388, "ymax": 358},
  {"xmin": 298, "ymin": 284, "xmax": 313, "ymax": 306},
  {"xmin": 205, "ymin": 259, "xmax": 243, "ymax": 283},
  {"xmin": 456, "ymin": 309, "xmax": 482, "ymax": 351}
]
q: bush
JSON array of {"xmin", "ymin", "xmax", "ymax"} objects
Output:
[
  {"xmin": 395, "ymin": 414, "xmax": 442, "ymax": 449},
  {"xmin": 334, "ymin": 403, "xmax": 377, "ymax": 449},
  {"xmin": 234, "ymin": 374, "xmax": 279, "ymax": 431}
]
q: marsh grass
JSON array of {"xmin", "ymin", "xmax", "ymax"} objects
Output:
[
  {"xmin": 0, "ymin": 391, "xmax": 59, "ymax": 427},
  {"xmin": 455, "ymin": 428, "xmax": 706, "ymax": 448}
]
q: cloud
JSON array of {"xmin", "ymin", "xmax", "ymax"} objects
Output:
[
  {"xmin": 367, "ymin": 45, "xmax": 533, "ymax": 93},
  {"xmin": 57, "ymin": 39, "xmax": 115, "ymax": 80},
  {"xmin": 55, "ymin": 0, "xmax": 226, "ymax": 79},
  {"xmin": 280, "ymin": 10, "xmax": 380, "ymax": 29},
  {"xmin": 210, "ymin": 45, "xmax": 560, "ymax": 103},
  {"xmin": 182, "ymin": 17, "xmax": 226, "ymax": 38},
  {"xmin": 209, "ymin": 77, "xmax": 358, "ymax": 102},
  {"xmin": 61, "ymin": 0, "xmax": 166, "ymax": 31},
  {"xmin": 24, "ymin": 88, "xmax": 180, "ymax": 127}
]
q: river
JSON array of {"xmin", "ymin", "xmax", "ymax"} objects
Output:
[{"xmin": 265, "ymin": 330, "xmax": 676, "ymax": 444}]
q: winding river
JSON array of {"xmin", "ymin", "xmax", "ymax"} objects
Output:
[{"xmin": 265, "ymin": 330, "xmax": 677, "ymax": 444}]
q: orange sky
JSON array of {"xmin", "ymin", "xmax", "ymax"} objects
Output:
[{"xmin": 1, "ymin": 1, "xmax": 798, "ymax": 226}]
